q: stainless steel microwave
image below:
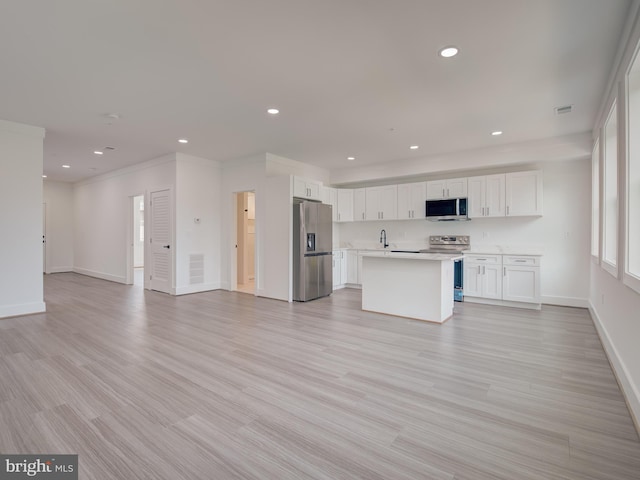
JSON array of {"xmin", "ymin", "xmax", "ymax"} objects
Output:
[{"xmin": 425, "ymin": 198, "xmax": 469, "ymax": 221}]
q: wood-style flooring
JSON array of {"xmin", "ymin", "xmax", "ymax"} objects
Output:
[{"xmin": 1, "ymin": 273, "xmax": 639, "ymax": 479}]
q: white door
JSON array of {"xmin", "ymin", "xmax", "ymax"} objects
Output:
[{"xmin": 149, "ymin": 189, "xmax": 172, "ymax": 293}]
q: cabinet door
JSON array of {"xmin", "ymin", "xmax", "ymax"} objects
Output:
[
  {"xmin": 482, "ymin": 264, "xmax": 503, "ymax": 299},
  {"xmin": 365, "ymin": 187, "xmax": 380, "ymax": 221},
  {"xmin": 332, "ymin": 251, "xmax": 341, "ymax": 289},
  {"xmin": 397, "ymin": 182, "xmax": 425, "ymax": 219},
  {"xmin": 336, "ymin": 189, "xmax": 354, "ymax": 222},
  {"xmin": 307, "ymin": 181, "xmax": 321, "ymax": 201},
  {"xmin": 293, "ymin": 177, "xmax": 308, "ymax": 198},
  {"xmin": 353, "ymin": 189, "xmax": 366, "ymax": 221},
  {"xmin": 467, "ymin": 177, "xmax": 485, "ymax": 218},
  {"xmin": 426, "ymin": 180, "xmax": 446, "ymax": 200},
  {"xmin": 506, "ymin": 171, "xmax": 543, "ymax": 216},
  {"xmin": 378, "ymin": 185, "xmax": 397, "ymax": 220},
  {"xmin": 485, "ymin": 174, "xmax": 506, "ymax": 217},
  {"xmin": 346, "ymin": 250, "xmax": 359, "ymax": 284},
  {"xmin": 503, "ymin": 265, "xmax": 540, "ymax": 303},
  {"xmin": 446, "ymin": 178, "xmax": 467, "ymax": 198},
  {"xmin": 463, "ymin": 263, "xmax": 483, "ymax": 297},
  {"xmin": 340, "ymin": 250, "xmax": 348, "ymax": 284}
]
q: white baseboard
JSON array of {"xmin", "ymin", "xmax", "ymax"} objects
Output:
[
  {"xmin": 175, "ymin": 283, "xmax": 220, "ymax": 296},
  {"xmin": 48, "ymin": 266, "xmax": 73, "ymax": 274},
  {"xmin": 541, "ymin": 295, "xmax": 589, "ymax": 308},
  {"xmin": 464, "ymin": 296, "xmax": 541, "ymax": 310},
  {"xmin": 73, "ymin": 268, "xmax": 127, "ymax": 284},
  {"xmin": 0, "ymin": 301, "xmax": 46, "ymax": 319},
  {"xmin": 589, "ymin": 301, "xmax": 640, "ymax": 435}
]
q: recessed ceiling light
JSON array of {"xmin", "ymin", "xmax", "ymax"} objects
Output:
[
  {"xmin": 491, "ymin": 131, "xmax": 503, "ymax": 136},
  {"xmin": 94, "ymin": 150, "xmax": 103, "ymax": 155},
  {"xmin": 62, "ymin": 165, "xmax": 71, "ymax": 168},
  {"xmin": 42, "ymin": 175, "xmax": 47, "ymax": 178},
  {"xmin": 267, "ymin": 108, "xmax": 280, "ymax": 115},
  {"xmin": 439, "ymin": 46, "xmax": 459, "ymax": 58},
  {"xmin": 347, "ymin": 156, "xmax": 355, "ymax": 161},
  {"xmin": 178, "ymin": 138, "xmax": 189, "ymax": 144},
  {"xmin": 409, "ymin": 145, "xmax": 419, "ymax": 150}
]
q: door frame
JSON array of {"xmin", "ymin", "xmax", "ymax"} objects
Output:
[
  {"xmin": 126, "ymin": 193, "xmax": 145, "ymax": 286},
  {"xmin": 42, "ymin": 201, "xmax": 49, "ymax": 274},
  {"xmin": 231, "ymin": 190, "xmax": 257, "ymax": 294}
]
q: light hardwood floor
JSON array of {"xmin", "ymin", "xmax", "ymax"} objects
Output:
[{"xmin": 1, "ymin": 273, "xmax": 639, "ymax": 479}]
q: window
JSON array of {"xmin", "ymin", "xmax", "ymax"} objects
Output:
[
  {"xmin": 591, "ymin": 140, "xmax": 600, "ymax": 259},
  {"xmin": 602, "ymin": 101, "xmax": 618, "ymax": 275},
  {"xmin": 627, "ymin": 55, "xmax": 640, "ymax": 291}
]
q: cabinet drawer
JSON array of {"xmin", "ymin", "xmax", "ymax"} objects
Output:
[
  {"xmin": 503, "ymin": 255, "xmax": 539, "ymax": 267},
  {"xmin": 464, "ymin": 254, "xmax": 501, "ymax": 264}
]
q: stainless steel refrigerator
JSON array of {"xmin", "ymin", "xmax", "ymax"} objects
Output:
[{"xmin": 293, "ymin": 201, "xmax": 333, "ymax": 301}]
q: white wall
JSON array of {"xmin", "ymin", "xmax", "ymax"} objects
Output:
[
  {"xmin": 587, "ymin": 3, "xmax": 640, "ymax": 429},
  {"xmin": 175, "ymin": 154, "xmax": 222, "ymax": 295},
  {"xmin": 0, "ymin": 119, "xmax": 45, "ymax": 318},
  {"xmin": 43, "ymin": 180, "xmax": 74, "ymax": 273},
  {"xmin": 337, "ymin": 160, "xmax": 592, "ymax": 306},
  {"xmin": 73, "ymin": 155, "xmax": 176, "ymax": 284}
]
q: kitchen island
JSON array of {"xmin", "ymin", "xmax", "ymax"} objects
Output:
[{"xmin": 360, "ymin": 251, "xmax": 463, "ymax": 323}]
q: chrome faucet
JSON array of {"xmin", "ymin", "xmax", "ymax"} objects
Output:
[{"xmin": 380, "ymin": 229, "xmax": 389, "ymax": 248}]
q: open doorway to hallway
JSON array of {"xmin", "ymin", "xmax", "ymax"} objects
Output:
[
  {"xmin": 132, "ymin": 195, "xmax": 145, "ymax": 286},
  {"xmin": 236, "ymin": 191, "xmax": 255, "ymax": 294}
]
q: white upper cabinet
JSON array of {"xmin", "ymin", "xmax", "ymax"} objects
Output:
[
  {"xmin": 336, "ymin": 189, "xmax": 354, "ymax": 222},
  {"xmin": 293, "ymin": 176, "xmax": 322, "ymax": 201},
  {"xmin": 426, "ymin": 177, "xmax": 467, "ymax": 199},
  {"xmin": 353, "ymin": 188, "xmax": 367, "ymax": 221},
  {"xmin": 468, "ymin": 174, "xmax": 506, "ymax": 218},
  {"xmin": 365, "ymin": 185, "xmax": 397, "ymax": 221},
  {"xmin": 397, "ymin": 182, "xmax": 426, "ymax": 219},
  {"xmin": 505, "ymin": 170, "xmax": 543, "ymax": 216},
  {"xmin": 321, "ymin": 186, "xmax": 338, "ymax": 221}
]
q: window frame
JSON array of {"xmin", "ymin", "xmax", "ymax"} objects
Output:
[
  {"xmin": 601, "ymin": 100, "xmax": 619, "ymax": 278},
  {"xmin": 624, "ymin": 51, "xmax": 640, "ymax": 294},
  {"xmin": 591, "ymin": 139, "xmax": 601, "ymax": 262}
]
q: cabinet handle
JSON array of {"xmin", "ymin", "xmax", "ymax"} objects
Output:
[
  {"xmin": 483, "ymin": 266, "xmax": 485, "ymax": 274},
  {"xmin": 476, "ymin": 258, "xmax": 487, "ymax": 261},
  {"xmin": 337, "ymin": 213, "xmax": 340, "ymax": 221},
  {"xmin": 507, "ymin": 205, "xmax": 510, "ymax": 215},
  {"xmin": 408, "ymin": 210, "xmax": 411, "ymax": 218},
  {"xmin": 487, "ymin": 207, "xmax": 489, "ymax": 216},
  {"xmin": 362, "ymin": 212, "xmax": 365, "ymax": 220},
  {"xmin": 478, "ymin": 265, "xmax": 481, "ymax": 274},
  {"xmin": 442, "ymin": 188, "xmax": 445, "ymax": 198},
  {"xmin": 514, "ymin": 259, "xmax": 527, "ymax": 262},
  {"xmin": 504, "ymin": 267, "xmax": 506, "ymax": 276},
  {"xmin": 482, "ymin": 207, "xmax": 485, "ymax": 216}
]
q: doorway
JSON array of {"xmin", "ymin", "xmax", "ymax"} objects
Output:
[
  {"xmin": 132, "ymin": 195, "xmax": 145, "ymax": 286},
  {"xmin": 236, "ymin": 191, "xmax": 255, "ymax": 294}
]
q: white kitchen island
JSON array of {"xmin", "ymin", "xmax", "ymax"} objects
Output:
[{"xmin": 360, "ymin": 251, "xmax": 462, "ymax": 323}]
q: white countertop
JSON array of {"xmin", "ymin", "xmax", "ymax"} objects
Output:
[
  {"xmin": 336, "ymin": 243, "xmax": 544, "ymax": 256},
  {"xmin": 359, "ymin": 251, "xmax": 463, "ymax": 261}
]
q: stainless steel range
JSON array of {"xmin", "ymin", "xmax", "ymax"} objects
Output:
[{"xmin": 421, "ymin": 235, "xmax": 470, "ymax": 254}]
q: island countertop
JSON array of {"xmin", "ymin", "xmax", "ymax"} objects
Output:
[{"xmin": 359, "ymin": 251, "xmax": 463, "ymax": 261}]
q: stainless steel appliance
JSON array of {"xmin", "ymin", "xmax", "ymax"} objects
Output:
[
  {"xmin": 425, "ymin": 198, "xmax": 469, "ymax": 221},
  {"xmin": 293, "ymin": 201, "xmax": 333, "ymax": 301},
  {"xmin": 391, "ymin": 235, "xmax": 470, "ymax": 302}
]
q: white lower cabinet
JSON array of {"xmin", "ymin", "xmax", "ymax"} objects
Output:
[
  {"xmin": 463, "ymin": 255, "xmax": 502, "ymax": 300},
  {"xmin": 502, "ymin": 256, "xmax": 541, "ymax": 304},
  {"xmin": 464, "ymin": 254, "xmax": 540, "ymax": 308},
  {"xmin": 346, "ymin": 250, "xmax": 359, "ymax": 284},
  {"xmin": 332, "ymin": 249, "xmax": 348, "ymax": 289}
]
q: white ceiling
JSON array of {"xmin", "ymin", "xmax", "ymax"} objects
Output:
[{"xmin": 0, "ymin": 0, "xmax": 631, "ymax": 182}]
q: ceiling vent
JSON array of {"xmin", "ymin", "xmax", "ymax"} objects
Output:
[{"xmin": 554, "ymin": 105, "xmax": 573, "ymax": 115}]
